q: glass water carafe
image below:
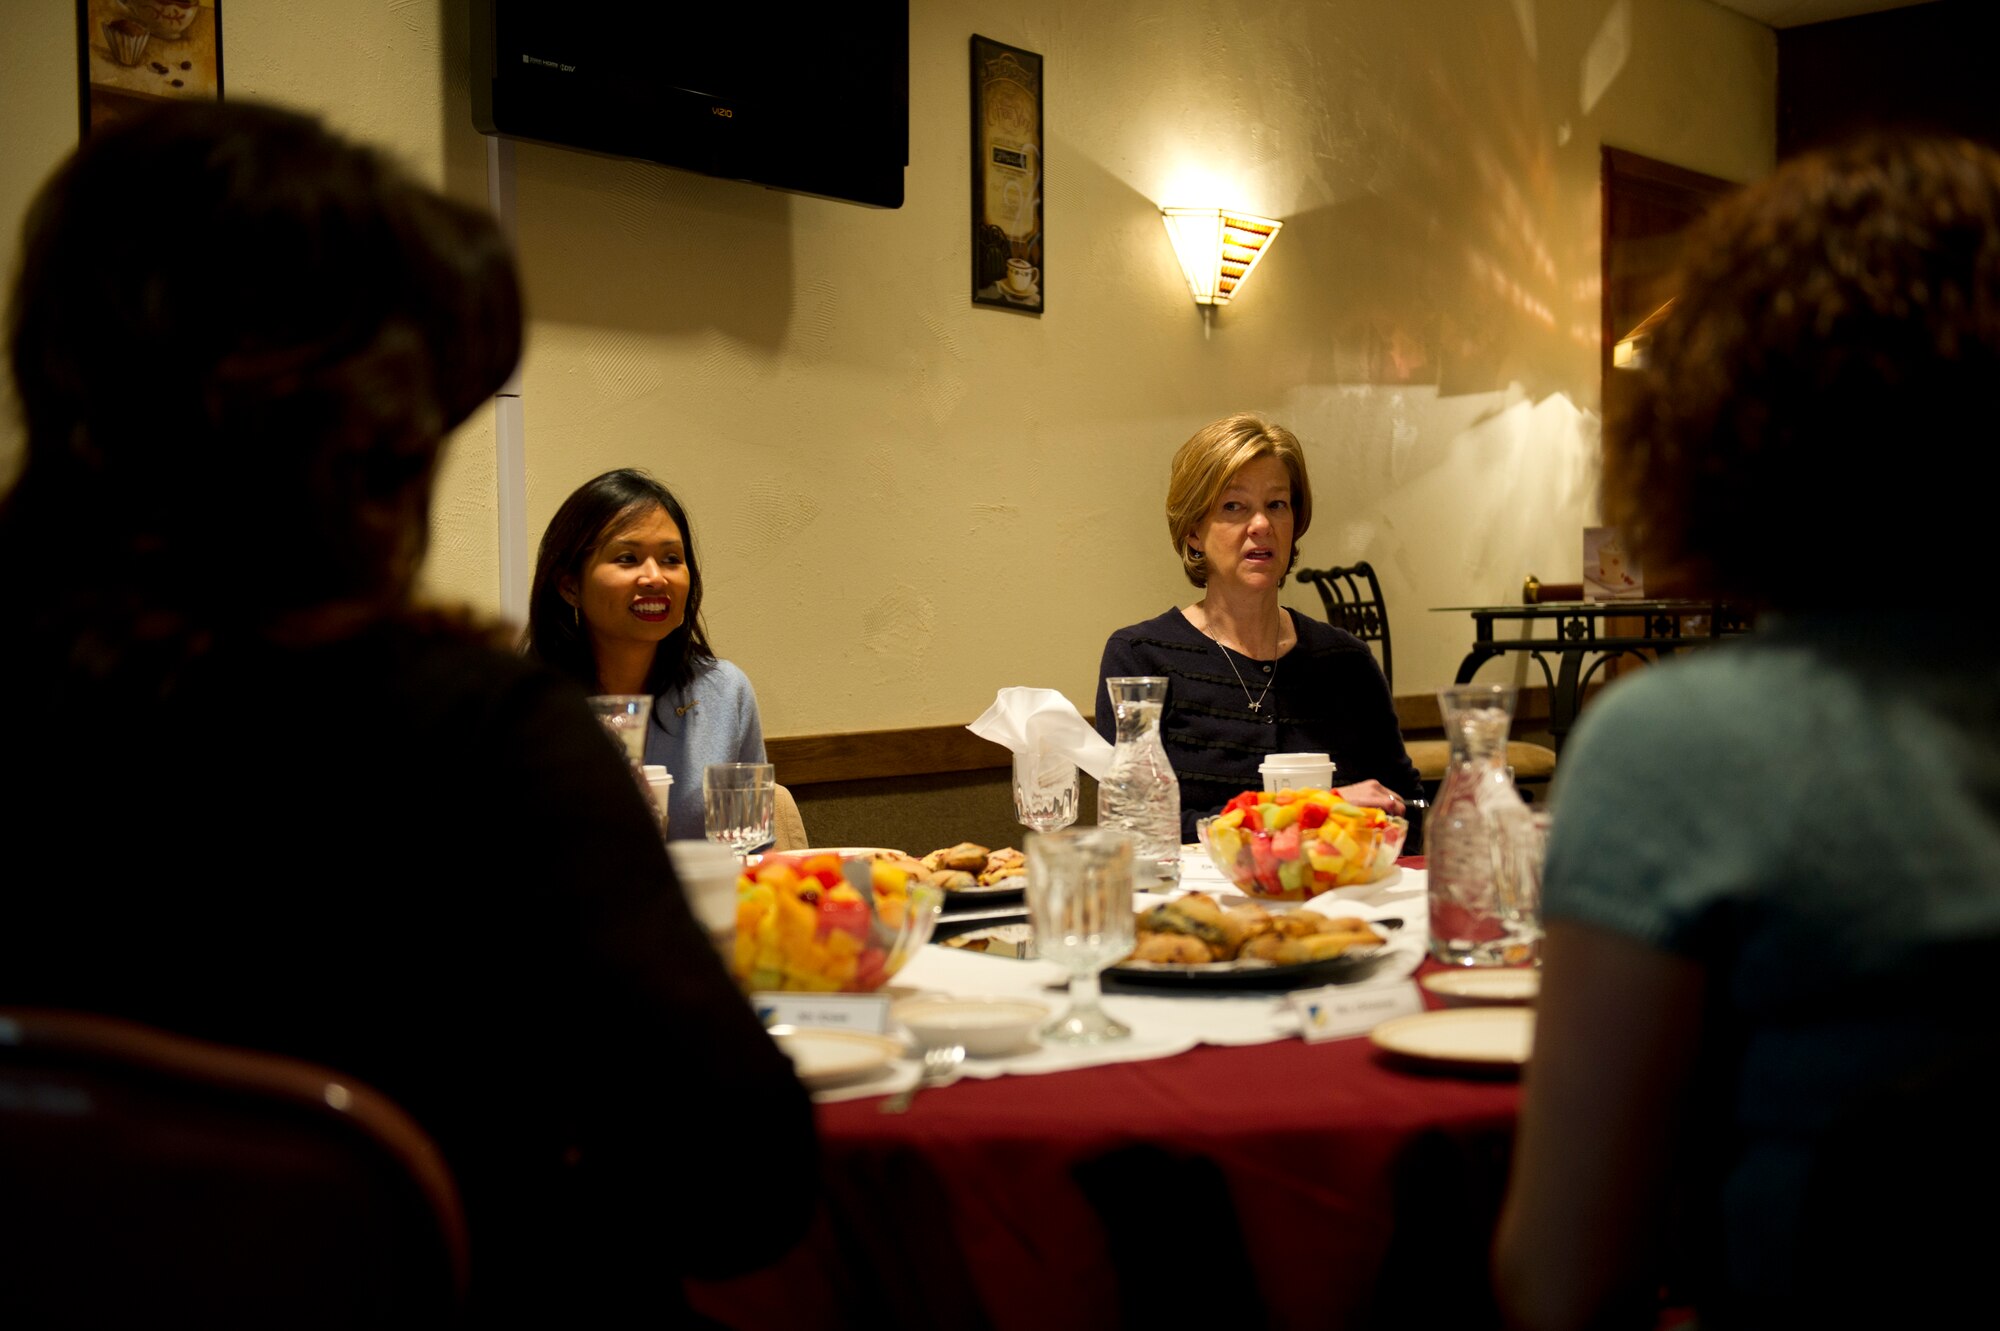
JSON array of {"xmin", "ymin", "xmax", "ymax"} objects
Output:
[
  {"xmin": 1096, "ymin": 676, "xmax": 1181, "ymax": 887},
  {"xmin": 1426, "ymin": 683, "xmax": 1522, "ymax": 965}
]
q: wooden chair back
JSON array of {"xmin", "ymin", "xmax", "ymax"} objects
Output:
[
  {"xmin": 1296, "ymin": 563, "xmax": 1560, "ymax": 796},
  {"xmin": 1295, "ymin": 562, "xmax": 1395, "ymax": 688},
  {"xmin": 0, "ymin": 1008, "xmax": 468, "ymax": 1328}
]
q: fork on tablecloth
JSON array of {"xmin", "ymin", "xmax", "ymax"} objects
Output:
[{"xmin": 879, "ymin": 1044, "xmax": 965, "ymax": 1113}]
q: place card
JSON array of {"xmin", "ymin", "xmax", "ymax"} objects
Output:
[
  {"xmin": 1289, "ymin": 979, "xmax": 1424, "ymax": 1043},
  {"xmin": 753, "ymin": 992, "xmax": 893, "ymax": 1035}
]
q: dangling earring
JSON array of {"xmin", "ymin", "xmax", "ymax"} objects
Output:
[{"xmin": 572, "ymin": 603, "xmax": 579, "ymax": 629}]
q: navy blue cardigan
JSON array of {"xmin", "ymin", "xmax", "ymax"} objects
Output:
[{"xmin": 1094, "ymin": 607, "xmax": 1425, "ymax": 843}]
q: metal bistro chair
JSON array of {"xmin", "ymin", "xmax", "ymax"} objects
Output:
[
  {"xmin": 1295, "ymin": 562, "xmax": 1556, "ymax": 799},
  {"xmin": 0, "ymin": 1008, "xmax": 469, "ymax": 1328}
]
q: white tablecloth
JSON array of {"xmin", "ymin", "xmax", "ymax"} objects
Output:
[{"xmin": 811, "ymin": 860, "xmax": 1430, "ymax": 1103}]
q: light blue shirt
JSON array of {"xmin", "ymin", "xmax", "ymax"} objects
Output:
[
  {"xmin": 643, "ymin": 657, "xmax": 766, "ymax": 840},
  {"xmin": 1544, "ymin": 615, "xmax": 2000, "ymax": 1313}
]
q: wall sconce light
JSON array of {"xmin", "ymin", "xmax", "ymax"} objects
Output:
[{"xmin": 1160, "ymin": 207, "xmax": 1284, "ymax": 312}]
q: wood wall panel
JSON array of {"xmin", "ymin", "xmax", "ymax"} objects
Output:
[
  {"xmin": 771, "ymin": 688, "xmax": 1557, "ymax": 787},
  {"xmin": 769, "ymin": 725, "xmax": 1012, "ymax": 787}
]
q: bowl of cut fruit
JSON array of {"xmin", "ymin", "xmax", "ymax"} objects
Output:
[
  {"xmin": 1199, "ymin": 788, "xmax": 1407, "ymax": 901},
  {"xmin": 732, "ymin": 851, "xmax": 942, "ymax": 993}
]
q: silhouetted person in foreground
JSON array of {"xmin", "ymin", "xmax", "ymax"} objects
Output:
[
  {"xmin": 0, "ymin": 100, "xmax": 815, "ymax": 1324},
  {"xmin": 1497, "ymin": 134, "xmax": 2000, "ymax": 1329}
]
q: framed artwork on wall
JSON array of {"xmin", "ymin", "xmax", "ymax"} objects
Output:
[
  {"xmin": 971, "ymin": 35, "xmax": 1043, "ymax": 314},
  {"xmin": 77, "ymin": 0, "xmax": 223, "ymax": 138}
]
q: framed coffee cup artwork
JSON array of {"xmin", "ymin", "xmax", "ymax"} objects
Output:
[
  {"xmin": 971, "ymin": 35, "xmax": 1043, "ymax": 315},
  {"xmin": 77, "ymin": 0, "xmax": 223, "ymax": 137}
]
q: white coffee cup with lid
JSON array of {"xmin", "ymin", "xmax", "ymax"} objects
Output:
[
  {"xmin": 1259, "ymin": 751, "xmax": 1336, "ymax": 792},
  {"xmin": 642, "ymin": 764, "xmax": 674, "ymax": 837},
  {"xmin": 667, "ymin": 840, "xmax": 741, "ymax": 938}
]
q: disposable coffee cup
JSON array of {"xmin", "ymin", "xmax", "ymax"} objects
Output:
[
  {"xmin": 643, "ymin": 765, "xmax": 674, "ymax": 838},
  {"xmin": 667, "ymin": 840, "xmax": 741, "ymax": 939},
  {"xmin": 1259, "ymin": 751, "xmax": 1336, "ymax": 793}
]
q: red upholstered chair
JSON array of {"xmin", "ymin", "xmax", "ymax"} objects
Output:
[{"xmin": 0, "ymin": 1008, "xmax": 468, "ymax": 1328}]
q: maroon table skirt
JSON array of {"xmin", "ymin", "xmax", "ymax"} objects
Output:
[{"xmin": 691, "ymin": 862, "xmax": 1522, "ymax": 1330}]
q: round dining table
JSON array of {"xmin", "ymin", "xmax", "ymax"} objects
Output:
[{"xmin": 689, "ymin": 860, "xmax": 1523, "ymax": 1331}]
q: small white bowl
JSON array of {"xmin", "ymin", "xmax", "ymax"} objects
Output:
[{"xmin": 892, "ymin": 995, "xmax": 1049, "ymax": 1058}]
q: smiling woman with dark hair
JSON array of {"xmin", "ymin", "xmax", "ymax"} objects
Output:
[
  {"xmin": 0, "ymin": 100, "xmax": 813, "ymax": 1324},
  {"xmin": 526, "ymin": 467, "xmax": 766, "ymax": 835}
]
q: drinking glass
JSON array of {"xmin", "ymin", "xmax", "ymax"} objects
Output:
[
  {"xmin": 1012, "ymin": 748, "xmax": 1079, "ymax": 834},
  {"xmin": 705, "ymin": 762, "xmax": 776, "ymax": 862},
  {"xmin": 1493, "ymin": 808, "xmax": 1553, "ymax": 966},
  {"xmin": 585, "ymin": 694, "xmax": 652, "ymax": 765},
  {"xmin": 1026, "ymin": 828, "xmax": 1137, "ymax": 1045}
]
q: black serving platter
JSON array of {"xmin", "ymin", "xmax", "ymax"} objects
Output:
[{"xmin": 1102, "ymin": 945, "xmax": 1393, "ymax": 992}]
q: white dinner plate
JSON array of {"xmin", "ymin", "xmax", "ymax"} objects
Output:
[
  {"xmin": 941, "ymin": 878, "xmax": 1026, "ymax": 903},
  {"xmin": 1370, "ymin": 1007, "xmax": 1535, "ymax": 1071},
  {"xmin": 1420, "ymin": 968, "xmax": 1541, "ymax": 1006},
  {"xmin": 770, "ymin": 1027, "xmax": 903, "ymax": 1090}
]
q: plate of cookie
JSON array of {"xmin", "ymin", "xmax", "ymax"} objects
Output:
[
  {"xmin": 887, "ymin": 842, "xmax": 1027, "ymax": 902},
  {"xmin": 1105, "ymin": 892, "xmax": 1395, "ymax": 990}
]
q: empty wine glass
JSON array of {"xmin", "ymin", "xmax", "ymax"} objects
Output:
[
  {"xmin": 704, "ymin": 762, "xmax": 776, "ymax": 864},
  {"xmin": 1013, "ymin": 747, "xmax": 1079, "ymax": 834},
  {"xmin": 1026, "ymin": 828, "xmax": 1136, "ymax": 1045}
]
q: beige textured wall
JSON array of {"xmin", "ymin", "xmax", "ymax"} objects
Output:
[
  {"xmin": 1, "ymin": 0, "xmax": 1774, "ymax": 737},
  {"xmin": 0, "ymin": 1, "xmax": 79, "ymax": 497}
]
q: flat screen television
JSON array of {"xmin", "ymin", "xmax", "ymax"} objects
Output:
[{"xmin": 471, "ymin": 3, "xmax": 908, "ymax": 209}]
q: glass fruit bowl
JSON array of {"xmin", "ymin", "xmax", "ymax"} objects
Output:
[
  {"xmin": 731, "ymin": 851, "xmax": 941, "ymax": 993},
  {"xmin": 1197, "ymin": 789, "xmax": 1407, "ymax": 901}
]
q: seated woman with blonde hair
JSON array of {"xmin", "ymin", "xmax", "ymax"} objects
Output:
[{"xmin": 1095, "ymin": 412, "xmax": 1423, "ymax": 841}]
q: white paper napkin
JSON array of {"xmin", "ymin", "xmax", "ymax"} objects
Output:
[{"xmin": 967, "ymin": 687, "xmax": 1116, "ymax": 781}]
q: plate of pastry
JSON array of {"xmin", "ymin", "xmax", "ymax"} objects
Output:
[{"xmin": 1104, "ymin": 893, "xmax": 1394, "ymax": 990}]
